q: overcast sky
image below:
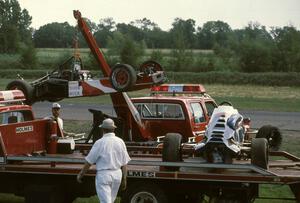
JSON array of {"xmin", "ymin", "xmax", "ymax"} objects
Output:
[{"xmin": 18, "ymin": 0, "xmax": 300, "ymax": 31}]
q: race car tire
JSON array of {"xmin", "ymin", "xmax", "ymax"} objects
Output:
[
  {"xmin": 251, "ymin": 138, "xmax": 269, "ymax": 170},
  {"xmin": 6, "ymin": 79, "xmax": 35, "ymax": 105},
  {"xmin": 48, "ymin": 98, "xmax": 63, "ymax": 102},
  {"xmin": 162, "ymin": 133, "xmax": 182, "ymax": 171},
  {"xmin": 110, "ymin": 64, "xmax": 137, "ymax": 91},
  {"xmin": 219, "ymin": 101, "xmax": 233, "ymax": 106},
  {"xmin": 139, "ymin": 60, "xmax": 163, "ymax": 74},
  {"xmin": 256, "ymin": 125, "xmax": 282, "ymax": 151}
]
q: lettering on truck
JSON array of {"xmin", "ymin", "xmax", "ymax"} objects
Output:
[
  {"xmin": 16, "ymin": 126, "xmax": 33, "ymax": 134},
  {"xmin": 128, "ymin": 171, "xmax": 155, "ymax": 178}
]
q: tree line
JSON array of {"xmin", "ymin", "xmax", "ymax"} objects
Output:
[{"xmin": 1, "ymin": 0, "xmax": 300, "ymax": 72}]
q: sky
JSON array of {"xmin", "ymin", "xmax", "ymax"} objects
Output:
[{"xmin": 18, "ymin": 0, "xmax": 300, "ymax": 31}]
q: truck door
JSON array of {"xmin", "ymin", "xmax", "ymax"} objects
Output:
[
  {"xmin": 189, "ymin": 102, "xmax": 207, "ymax": 136},
  {"xmin": 0, "ymin": 110, "xmax": 48, "ymax": 155}
]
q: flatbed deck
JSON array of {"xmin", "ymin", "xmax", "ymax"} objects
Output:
[
  {"xmin": 0, "ymin": 149, "xmax": 300, "ymax": 202},
  {"xmin": 2, "ymin": 150, "xmax": 299, "ymax": 184}
]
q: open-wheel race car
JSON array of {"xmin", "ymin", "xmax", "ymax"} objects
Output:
[
  {"xmin": 6, "ymin": 57, "xmax": 165, "ymax": 105},
  {"xmin": 162, "ymin": 103, "xmax": 282, "ymax": 169}
]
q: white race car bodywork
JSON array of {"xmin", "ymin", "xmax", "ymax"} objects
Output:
[{"xmin": 195, "ymin": 105, "xmax": 244, "ymax": 154}]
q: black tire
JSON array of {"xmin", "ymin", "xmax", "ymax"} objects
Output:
[
  {"xmin": 121, "ymin": 183, "xmax": 168, "ymax": 203},
  {"xmin": 48, "ymin": 98, "xmax": 63, "ymax": 102},
  {"xmin": 219, "ymin": 101, "xmax": 233, "ymax": 106},
  {"xmin": 251, "ymin": 138, "xmax": 269, "ymax": 169},
  {"xmin": 139, "ymin": 60, "xmax": 162, "ymax": 74},
  {"xmin": 162, "ymin": 133, "xmax": 182, "ymax": 171},
  {"xmin": 110, "ymin": 64, "xmax": 137, "ymax": 91},
  {"xmin": 6, "ymin": 79, "xmax": 35, "ymax": 105},
  {"xmin": 256, "ymin": 125, "xmax": 282, "ymax": 151}
]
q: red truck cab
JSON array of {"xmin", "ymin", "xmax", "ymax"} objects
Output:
[
  {"xmin": 130, "ymin": 84, "xmax": 217, "ymax": 142},
  {"xmin": 0, "ymin": 90, "xmax": 50, "ymax": 155}
]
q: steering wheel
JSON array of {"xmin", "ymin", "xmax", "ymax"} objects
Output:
[{"xmin": 219, "ymin": 101, "xmax": 233, "ymax": 106}]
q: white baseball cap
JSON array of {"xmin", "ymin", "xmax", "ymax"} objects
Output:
[
  {"xmin": 99, "ymin": 118, "xmax": 117, "ymax": 129},
  {"xmin": 52, "ymin": 103, "xmax": 61, "ymax": 109}
]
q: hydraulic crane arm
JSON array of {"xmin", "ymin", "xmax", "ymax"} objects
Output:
[
  {"xmin": 73, "ymin": 10, "xmax": 111, "ymax": 77},
  {"xmin": 73, "ymin": 10, "xmax": 152, "ymax": 140}
]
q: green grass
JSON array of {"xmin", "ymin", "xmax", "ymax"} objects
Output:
[
  {"xmin": 0, "ymin": 194, "xmax": 23, "ymax": 203},
  {"xmin": 256, "ymin": 185, "xmax": 295, "ymax": 203}
]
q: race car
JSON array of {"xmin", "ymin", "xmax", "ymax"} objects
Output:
[{"xmin": 6, "ymin": 57, "xmax": 165, "ymax": 105}]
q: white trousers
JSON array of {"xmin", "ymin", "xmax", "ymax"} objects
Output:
[{"xmin": 95, "ymin": 169, "xmax": 122, "ymax": 203}]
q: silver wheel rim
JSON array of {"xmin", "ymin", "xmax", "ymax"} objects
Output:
[
  {"xmin": 130, "ymin": 191, "xmax": 158, "ymax": 203},
  {"xmin": 111, "ymin": 67, "xmax": 130, "ymax": 89}
]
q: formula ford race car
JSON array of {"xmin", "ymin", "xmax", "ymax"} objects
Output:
[
  {"xmin": 6, "ymin": 56, "xmax": 165, "ymax": 105},
  {"xmin": 162, "ymin": 103, "xmax": 282, "ymax": 169}
]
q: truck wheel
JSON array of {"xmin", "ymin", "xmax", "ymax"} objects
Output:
[
  {"xmin": 162, "ymin": 133, "xmax": 182, "ymax": 171},
  {"xmin": 110, "ymin": 64, "xmax": 137, "ymax": 91},
  {"xmin": 139, "ymin": 60, "xmax": 162, "ymax": 74},
  {"xmin": 122, "ymin": 183, "xmax": 168, "ymax": 203},
  {"xmin": 256, "ymin": 125, "xmax": 282, "ymax": 151},
  {"xmin": 6, "ymin": 79, "xmax": 35, "ymax": 105},
  {"xmin": 251, "ymin": 138, "xmax": 269, "ymax": 169}
]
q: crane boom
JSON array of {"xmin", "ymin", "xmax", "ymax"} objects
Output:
[{"xmin": 73, "ymin": 10, "xmax": 152, "ymax": 140}]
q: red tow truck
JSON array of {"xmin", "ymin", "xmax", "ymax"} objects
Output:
[
  {"xmin": 0, "ymin": 10, "xmax": 299, "ymax": 203},
  {"xmin": 130, "ymin": 84, "xmax": 217, "ymax": 142}
]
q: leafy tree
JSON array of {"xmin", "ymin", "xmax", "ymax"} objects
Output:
[
  {"xmin": 20, "ymin": 42, "xmax": 37, "ymax": 68},
  {"xmin": 170, "ymin": 18, "xmax": 196, "ymax": 49},
  {"xmin": 94, "ymin": 18, "xmax": 115, "ymax": 47},
  {"xmin": 271, "ymin": 26, "xmax": 300, "ymax": 72},
  {"xmin": 196, "ymin": 21, "xmax": 232, "ymax": 49},
  {"xmin": 131, "ymin": 18, "xmax": 170, "ymax": 48},
  {"xmin": 107, "ymin": 32, "xmax": 145, "ymax": 67},
  {"xmin": 168, "ymin": 49, "xmax": 194, "ymax": 72},
  {"xmin": 0, "ymin": 0, "xmax": 32, "ymax": 53},
  {"xmin": 150, "ymin": 50, "xmax": 163, "ymax": 62},
  {"xmin": 146, "ymin": 27, "xmax": 171, "ymax": 48},
  {"xmin": 34, "ymin": 22, "xmax": 76, "ymax": 48},
  {"xmin": 233, "ymin": 23, "xmax": 275, "ymax": 72},
  {"xmin": 116, "ymin": 23, "xmax": 144, "ymax": 42},
  {"xmin": 132, "ymin": 18, "xmax": 157, "ymax": 31}
]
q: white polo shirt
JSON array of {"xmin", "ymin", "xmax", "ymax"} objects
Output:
[{"xmin": 85, "ymin": 132, "xmax": 131, "ymax": 171}]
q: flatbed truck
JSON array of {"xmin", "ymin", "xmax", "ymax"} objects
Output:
[{"xmin": 0, "ymin": 144, "xmax": 299, "ymax": 203}]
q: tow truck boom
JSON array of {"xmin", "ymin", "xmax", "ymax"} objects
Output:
[{"xmin": 73, "ymin": 10, "xmax": 158, "ymax": 140}]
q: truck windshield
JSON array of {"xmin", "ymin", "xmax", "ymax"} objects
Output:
[
  {"xmin": 134, "ymin": 103, "xmax": 184, "ymax": 119},
  {"xmin": 0, "ymin": 110, "xmax": 33, "ymax": 125}
]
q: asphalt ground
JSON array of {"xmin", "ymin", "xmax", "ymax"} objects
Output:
[{"xmin": 32, "ymin": 102, "xmax": 300, "ymax": 132}]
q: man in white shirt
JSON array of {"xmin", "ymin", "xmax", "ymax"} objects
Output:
[
  {"xmin": 47, "ymin": 103, "xmax": 75, "ymax": 137},
  {"xmin": 77, "ymin": 118, "xmax": 131, "ymax": 203}
]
